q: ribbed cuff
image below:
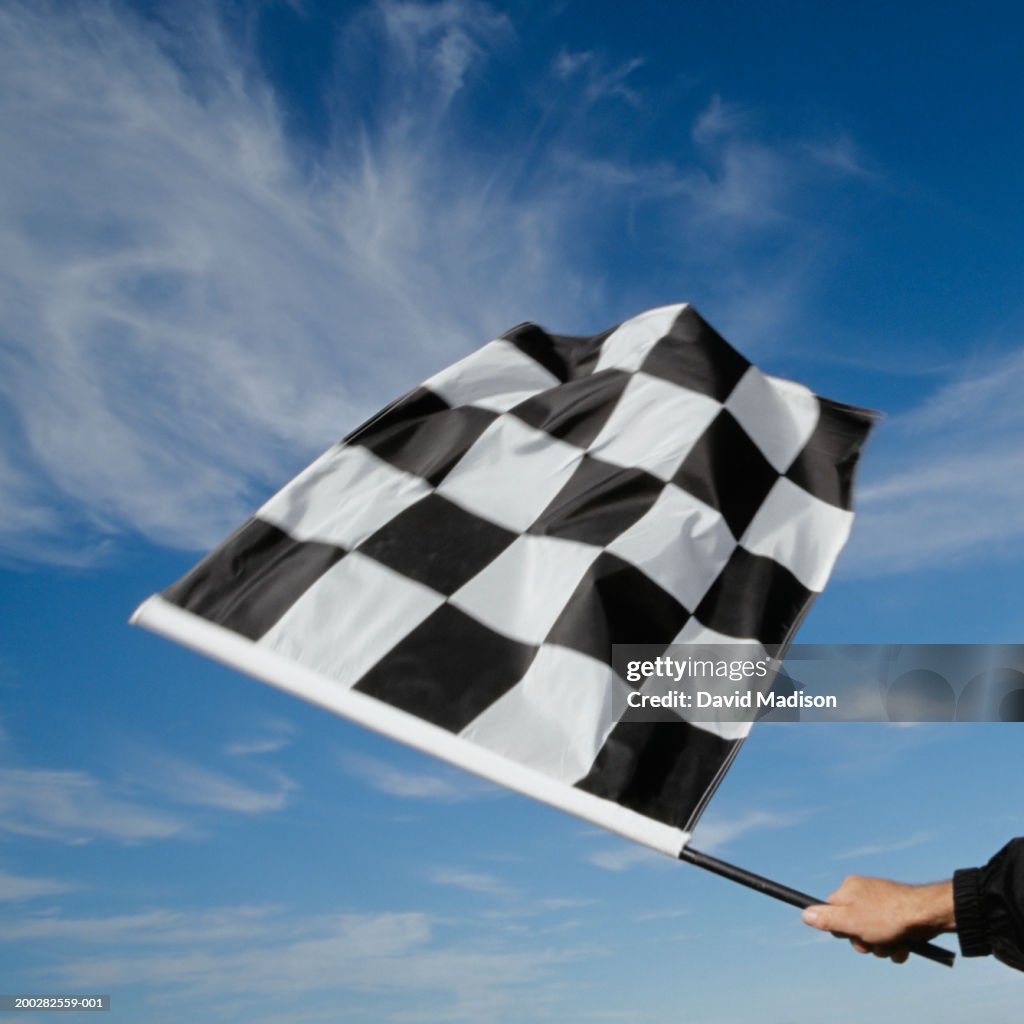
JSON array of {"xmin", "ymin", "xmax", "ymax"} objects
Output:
[{"xmin": 954, "ymin": 867, "xmax": 991, "ymax": 958}]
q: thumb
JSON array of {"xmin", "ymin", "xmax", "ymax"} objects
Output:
[{"xmin": 802, "ymin": 904, "xmax": 842, "ymax": 931}]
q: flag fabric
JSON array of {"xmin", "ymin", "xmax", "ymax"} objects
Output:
[{"xmin": 132, "ymin": 304, "xmax": 875, "ymax": 857}]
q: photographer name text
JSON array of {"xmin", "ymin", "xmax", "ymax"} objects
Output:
[{"xmin": 625, "ymin": 689, "xmax": 838, "ymax": 710}]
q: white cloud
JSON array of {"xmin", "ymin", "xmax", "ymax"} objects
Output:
[
  {"xmin": 224, "ymin": 718, "xmax": 297, "ymax": 757},
  {"xmin": 376, "ymin": 0, "xmax": 512, "ymax": 110},
  {"xmin": 832, "ymin": 830, "xmax": 935, "ymax": 860},
  {"xmin": 691, "ymin": 808, "xmax": 806, "ymax": 852},
  {"xmin": 552, "ymin": 48, "xmax": 592, "ymax": 80},
  {"xmin": 578, "ymin": 93, "xmax": 875, "ymax": 353},
  {"xmin": 551, "ymin": 49, "xmax": 645, "ymax": 107},
  {"xmin": 683, "ymin": 97, "xmax": 794, "ymax": 230},
  {"xmin": 685, "ymin": 141, "xmax": 791, "ymax": 228},
  {"xmin": 34, "ymin": 910, "xmax": 434, "ymax": 991},
  {"xmin": 633, "ymin": 907, "xmax": 689, "ymax": 922},
  {"xmin": 10, "ymin": 902, "xmax": 586, "ymax": 1021},
  {"xmin": 0, "ymin": 905, "xmax": 279, "ymax": 944},
  {"xmin": 341, "ymin": 752, "xmax": 498, "ymax": 801},
  {"xmin": 224, "ymin": 736, "xmax": 291, "ymax": 757},
  {"xmin": 585, "ymin": 842, "xmax": 667, "ymax": 873},
  {"xmin": 0, "ymin": 868, "xmax": 77, "ymax": 902},
  {"xmin": 537, "ymin": 896, "xmax": 597, "ymax": 910},
  {"xmin": 133, "ymin": 752, "xmax": 296, "ymax": 814},
  {"xmin": 429, "ymin": 868, "xmax": 515, "ymax": 898},
  {"xmin": 845, "ymin": 344, "xmax": 1024, "ymax": 575},
  {"xmin": 0, "ymin": 1, "xmax": 878, "ymax": 566},
  {"xmin": 0, "ymin": 768, "xmax": 188, "ymax": 844},
  {"xmin": 0, "ymin": 742, "xmax": 292, "ymax": 845},
  {"xmin": 0, "ymin": 0, "xmax": 594, "ymax": 564},
  {"xmin": 804, "ymin": 134, "xmax": 874, "ymax": 179},
  {"xmin": 691, "ymin": 94, "xmax": 748, "ymax": 146}
]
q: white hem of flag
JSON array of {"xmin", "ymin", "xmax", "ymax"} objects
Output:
[{"xmin": 130, "ymin": 594, "xmax": 691, "ymax": 859}]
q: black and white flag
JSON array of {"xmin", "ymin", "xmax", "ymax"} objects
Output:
[{"xmin": 132, "ymin": 304, "xmax": 875, "ymax": 857}]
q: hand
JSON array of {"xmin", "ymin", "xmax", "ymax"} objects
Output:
[{"xmin": 802, "ymin": 876, "xmax": 955, "ymax": 963}]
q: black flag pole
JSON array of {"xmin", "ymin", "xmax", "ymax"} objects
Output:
[{"xmin": 679, "ymin": 846, "xmax": 956, "ymax": 967}]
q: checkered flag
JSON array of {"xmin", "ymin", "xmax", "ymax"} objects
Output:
[{"xmin": 132, "ymin": 304, "xmax": 875, "ymax": 857}]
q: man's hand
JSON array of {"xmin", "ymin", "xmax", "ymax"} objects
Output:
[{"xmin": 802, "ymin": 876, "xmax": 956, "ymax": 963}]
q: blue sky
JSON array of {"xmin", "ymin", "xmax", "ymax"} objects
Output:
[{"xmin": 2, "ymin": 0, "xmax": 1024, "ymax": 1020}]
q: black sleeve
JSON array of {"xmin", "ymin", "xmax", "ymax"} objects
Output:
[{"xmin": 953, "ymin": 838, "xmax": 1024, "ymax": 970}]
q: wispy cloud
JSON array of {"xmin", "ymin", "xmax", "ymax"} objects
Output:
[
  {"xmin": 552, "ymin": 50, "xmax": 645, "ymax": 107},
  {"xmin": 341, "ymin": 752, "xmax": 498, "ymax": 802},
  {"xmin": 133, "ymin": 752, "xmax": 296, "ymax": 815},
  {"xmin": 691, "ymin": 808, "xmax": 807, "ymax": 852},
  {"xmin": 0, "ymin": 868, "xmax": 77, "ymax": 902},
  {"xmin": 0, "ymin": 905, "xmax": 279, "ymax": 944},
  {"xmin": 0, "ymin": 0, "xmax": 877, "ymax": 566},
  {"xmin": 803, "ymin": 722, "xmax": 944, "ymax": 779},
  {"xmin": 831, "ymin": 830, "xmax": 935, "ymax": 860},
  {"xmin": 224, "ymin": 736, "xmax": 291, "ymax": 757},
  {"xmin": 224, "ymin": 719, "xmax": 297, "ymax": 757},
  {"xmin": 558, "ymin": 90, "xmax": 875, "ymax": 352},
  {"xmin": 585, "ymin": 842, "xmax": 667, "ymax": 873},
  {"xmin": 633, "ymin": 907, "xmax": 689, "ymax": 922},
  {"xmin": 691, "ymin": 94, "xmax": 749, "ymax": 147},
  {"xmin": 0, "ymin": 739, "xmax": 293, "ymax": 844},
  {"xmin": 7, "ymin": 901, "xmax": 587, "ymax": 1021},
  {"xmin": 682, "ymin": 96, "xmax": 804, "ymax": 231},
  {"xmin": 846, "ymin": 344, "xmax": 1024, "ymax": 575},
  {"xmin": 0, "ymin": 768, "xmax": 188, "ymax": 844},
  {"xmin": 538, "ymin": 896, "xmax": 598, "ymax": 910},
  {"xmin": 803, "ymin": 134, "xmax": 875, "ymax": 179},
  {"xmin": 0, "ymin": 0, "xmax": 590, "ymax": 564},
  {"xmin": 478, "ymin": 896, "xmax": 599, "ymax": 925},
  {"xmin": 429, "ymin": 868, "xmax": 515, "ymax": 898},
  {"xmin": 376, "ymin": 0, "xmax": 513, "ymax": 110}
]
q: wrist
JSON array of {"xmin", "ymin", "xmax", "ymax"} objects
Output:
[{"xmin": 911, "ymin": 880, "xmax": 956, "ymax": 934}]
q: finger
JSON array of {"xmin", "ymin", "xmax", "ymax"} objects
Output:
[
  {"xmin": 850, "ymin": 939, "xmax": 871, "ymax": 955},
  {"xmin": 802, "ymin": 905, "xmax": 839, "ymax": 931}
]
